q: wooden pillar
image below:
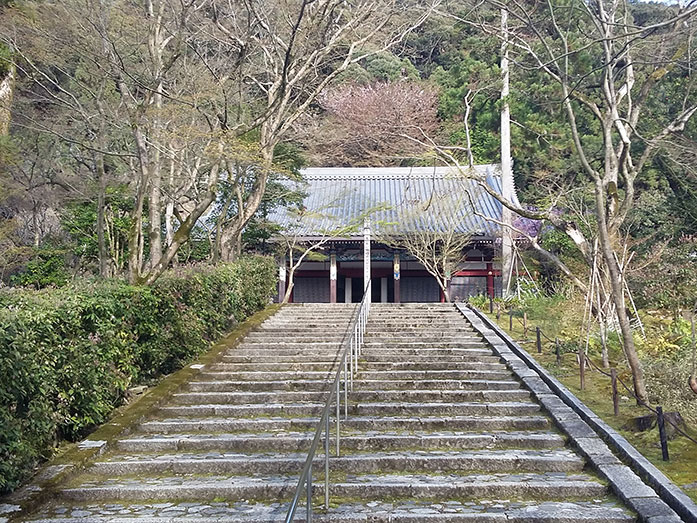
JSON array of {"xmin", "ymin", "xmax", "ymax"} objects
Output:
[
  {"xmin": 393, "ymin": 252, "xmax": 400, "ymax": 303},
  {"xmin": 487, "ymin": 262, "xmax": 495, "ymax": 298},
  {"xmin": 278, "ymin": 255, "xmax": 287, "ymax": 303},
  {"xmin": 330, "ymin": 253, "xmax": 337, "ymax": 304},
  {"xmin": 345, "ymin": 277, "xmax": 352, "ymax": 303},
  {"xmin": 381, "ymin": 277, "xmax": 388, "ymax": 303}
]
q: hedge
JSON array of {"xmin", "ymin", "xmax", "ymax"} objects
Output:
[{"xmin": 0, "ymin": 256, "xmax": 276, "ymax": 493}]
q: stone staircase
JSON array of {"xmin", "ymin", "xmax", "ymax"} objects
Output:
[{"xmin": 22, "ymin": 303, "xmax": 636, "ymax": 522}]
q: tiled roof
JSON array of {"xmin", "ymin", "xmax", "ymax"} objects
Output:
[{"xmin": 269, "ymin": 165, "xmax": 515, "ymax": 238}]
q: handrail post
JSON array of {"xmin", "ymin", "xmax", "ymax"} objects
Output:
[
  {"xmin": 349, "ymin": 337, "xmax": 354, "ymax": 391},
  {"xmin": 344, "ymin": 357, "xmax": 348, "ymax": 419},
  {"xmin": 306, "ymin": 462, "xmax": 312, "ymax": 522},
  {"xmin": 335, "ymin": 378, "xmax": 340, "ymax": 456},
  {"xmin": 324, "ymin": 412, "xmax": 329, "ymax": 509}
]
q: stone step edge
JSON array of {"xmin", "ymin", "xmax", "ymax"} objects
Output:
[
  {"xmin": 24, "ymin": 499, "xmax": 635, "ymax": 523},
  {"xmin": 87, "ymin": 451, "xmax": 586, "ymax": 476},
  {"xmin": 59, "ymin": 477, "xmax": 610, "ymax": 503},
  {"xmin": 114, "ymin": 431, "xmax": 567, "ymax": 451}
]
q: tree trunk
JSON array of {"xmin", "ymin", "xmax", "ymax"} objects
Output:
[
  {"xmin": 594, "ymin": 181, "xmax": 647, "ymax": 403},
  {"xmin": 96, "ymin": 153, "xmax": 109, "ymax": 277},
  {"xmin": 32, "ymin": 203, "xmax": 40, "ymax": 248},
  {"xmin": 128, "ymin": 176, "xmax": 147, "ymax": 284},
  {"xmin": 282, "ymin": 268, "xmax": 296, "ymax": 304},
  {"xmin": 142, "ymin": 186, "xmax": 218, "ymax": 285},
  {"xmin": 148, "ymin": 160, "xmax": 163, "ymax": 268},
  {"xmin": 0, "ymin": 62, "xmax": 15, "ymax": 136},
  {"xmin": 500, "ymin": 7, "xmax": 515, "ymax": 297},
  {"xmin": 219, "ymin": 143, "xmax": 275, "ymax": 262}
]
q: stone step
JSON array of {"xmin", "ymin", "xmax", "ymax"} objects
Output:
[
  {"xmin": 358, "ymin": 361, "xmax": 506, "ymax": 371},
  {"xmin": 207, "ymin": 362, "xmax": 339, "ymax": 372},
  {"xmin": 220, "ymin": 350, "xmax": 343, "ymax": 358},
  {"xmin": 172, "ymin": 389, "xmax": 530, "ymax": 405},
  {"xmin": 158, "ymin": 401, "xmax": 540, "ymax": 418},
  {"xmin": 353, "ymin": 379, "xmax": 522, "ymax": 391},
  {"xmin": 261, "ymin": 321, "xmax": 356, "ymax": 327},
  {"xmin": 58, "ymin": 473, "xmax": 609, "ymax": 503},
  {"xmin": 90, "ymin": 449, "xmax": 585, "ymax": 476},
  {"xmin": 254, "ymin": 327, "xmax": 354, "ymax": 333},
  {"xmin": 246, "ymin": 334, "xmax": 349, "ymax": 341},
  {"xmin": 357, "ymin": 370, "xmax": 513, "ymax": 380},
  {"xmin": 362, "ymin": 341, "xmax": 487, "ymax": 349},
  {"xmin": 365, "ymin": 328, "xmax": 475, "ymax": 334},
  {"xmin": 366, "ymin": 324, "xmax": 473, "ymax": 329},
  {"xmin": 245, "ymin": 335, "xmax": 480, "ymax": 343},
  {"xmin": 25, "ymin": 499, "xmax": 634, "ymax": 522},
  {"xmin": 220, "ymin": 355, "xmax": 343, "ymax": 363},
  {"xmin": 187, "ymin": 379, "xmax": 340, "ymax": 392},
  {"xmin": 361, "ymin": 353, "xmax": 501, "ymax": 363},
  {"xmin": 237, "ymin": 341, "xmax": 347, "ymax": 348},
  {"xmin": 206, "ymin": 361, "xmax": 506, "ymax": 373},
  {"xmin": 361, "ymin": 348, "xmax": 494, "ymax": 356},
  {"xmin": 138, "ymin": 415, "xmax": 551, "ymax": 433},
  {"xmin": 363, "ymin": 334, "xmax": 481, "ymax": 340},
  {"xmin": 196, "ymin": 370, "xmax": 337, "ymax": 381},
  {"xmin": 116, "ymin": 430, "xmax": 567, "ymax": 453}
]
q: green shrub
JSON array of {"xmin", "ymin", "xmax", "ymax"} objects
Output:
[
  {"xmin": 10, "ymin": 248, "xmax": 71, "ymax": 288},
  {"xmin": 0, "ymin": 256, "xmax": 276, "ymax": 493}
]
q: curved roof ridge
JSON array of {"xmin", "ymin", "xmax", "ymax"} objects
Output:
[{"xmin": 300, "ymin": 164, "xmax": 501, "ymax": 180}]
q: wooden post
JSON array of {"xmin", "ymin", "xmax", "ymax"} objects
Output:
[
  {"xmin": 656, "ymin": 406, "xmax": 670, "ymax": 461},
  {"xmin": 536, "ymin": 327, "xmax": 541, "ymax": 354},
  {"xmin": 508, "ymin": 309, "xmax": 513, "ymax": 331},
  {"xmin": 489, "ymin": 296, "xmax": 494, "ymax": 314},
  {"xmin": 579, "ymin": 346, "xmax": 585, "ymax": 390},
  {"xmin": 330, "ymin": 253, "xmax": 337, "ymax": 304},
  {"xmin": 611, "ymin": 369, "xmax": 619, "ymax": 416},
  {"xmin": 496, "ymin": 303, "xmax": 501, "ymax": 321},
  {"xmin": 393, "ymin": 252, "xmax": 400, "ymax": 304},
  {"xmin": 523, "ymin": 311, "xmax": 528, "ymax": 338},
  {"xmin": 486, "ymin": 262, "xmax": 495, "ymax": 299},
  {"xmin": 555, "ymin": 338, "xmax": 561, "ymax": 364}
]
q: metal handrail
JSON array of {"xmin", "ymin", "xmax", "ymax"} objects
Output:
[{"xmin": 284, "ymin": 280, "xmax": 372, "ymax": 523}]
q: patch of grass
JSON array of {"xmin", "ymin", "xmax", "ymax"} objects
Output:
[{"xmin": 482, "ymin": 307, "xmax": 697, "ymax": 503}]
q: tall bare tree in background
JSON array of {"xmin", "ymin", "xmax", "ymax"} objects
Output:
[
  {"xmin": 1, "ymin": 0, "xmax": 439, "ymax": 282},
  {"xmin": 207, "ymin": 0, "xmax": 440, "ymax": 261},
  {"xmin": 435, "ymin": 0, "xmax": 697, "ymax": 403}
]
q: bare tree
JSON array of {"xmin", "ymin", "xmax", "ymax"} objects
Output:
[
  {"xmin": 378, "ymin": 189, "xmax": 472, "ymax": 303},
  {"xmin": 278, "ymin": 200, "xmax": 377, "ymax": 304},
  {"xmin": 208, "ymin": 0, "xmax": 440, "ymax": 260},
  {"xmin": 433, "ymin": 0, "xmax": 697, "ymax": 403}
]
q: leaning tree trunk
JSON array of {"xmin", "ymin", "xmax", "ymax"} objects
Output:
[
  {"xmin": 595, "ymin": 182, "xmax": 648, "ymax": 404},
  {"xmin": 219, "ymin": 143, "xmax": 274, "ymax": 262}
]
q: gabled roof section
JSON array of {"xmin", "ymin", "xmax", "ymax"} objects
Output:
[{"xmin": 269, "ymin": 165, "xmax": 516, "ymax": 238}]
